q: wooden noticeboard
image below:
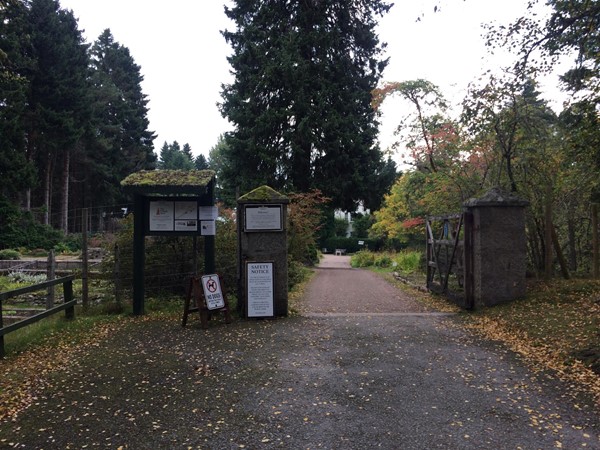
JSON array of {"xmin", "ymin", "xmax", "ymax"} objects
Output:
[{"xmin": 246, "ymin": 262, "xmax": 274, "ymax": 317}]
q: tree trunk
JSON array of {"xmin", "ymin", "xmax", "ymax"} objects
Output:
[
  {"xmin": 567, "ymin": 212, "xmax": 578, "ymax": 272},
  {"xmin": 593, "ymin": 203, "xmax": 599, "ymax": 279},
  {"xmin": 43, "ymin": 153, "xmax": 53, "ymax": 226},
  {"xmin": 527, "ymin": 216, "xmax": 542, "ymax": 274},
  {"xmin": 25, "ymin": 189, "xmax": 31, "ymax": 211},
  {"xmin": 60, "ymin": 149, "xmax": 70, "ymax": 234},
  {"xmin": 551, "ymin": 224, "xmax": 570, "ymax": 280},
  {"xmin": 544, "ymin": 184, "xmax": 553, "ymax": 278}
]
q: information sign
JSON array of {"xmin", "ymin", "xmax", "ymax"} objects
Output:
[
  {"xmin": 174, "ymin": 220, "xmax": 197, "ymax": 231},
  {"xmin": 201, "ymin": 274, "xmax": 225, "ymax": 310},
  {"xmin": 200, "ymin": 220, "xmax": 216, "ymax": 235},
  {"xmin": 149, "ymin": 201, "xmax": 174, "ymax": 231},
  {"xmin": 147, "ymin": 199, "xmax": 215, "ymax": 234},
  {"xmin": 175, "ymin": 201, "xmax": 198, "ymax": 220},
  {"xmin": 247, "ymin": 262, "xmax": 274, "ymax": 317},
  {"xmin": 199, "ymin": 205, "xmax": 219, "ymax": 221},
  {"xmin": 244, "ymin": 205, "xmax": 282, "ymax": 231}
]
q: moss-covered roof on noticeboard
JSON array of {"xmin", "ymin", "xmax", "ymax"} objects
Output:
[
  {"xmin": 121, "ymin": 169, "xmax": 215, "ymax": 195},
  {"xmin": 237, "ymin": 185, "xmax": 289, "ymax": 203}
]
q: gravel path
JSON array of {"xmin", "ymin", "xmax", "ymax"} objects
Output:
[
  {"xmin": 0, "ymin": 255, "xmax": 598, "ymax": 449},
  {"xmin": 304, "ymin": 255, "xmax": 431, "ymax": 314}
]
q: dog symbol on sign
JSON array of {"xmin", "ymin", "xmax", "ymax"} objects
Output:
[{"xmin": 206, "ymin": 278, "xmax": 218, "ymax": 293}]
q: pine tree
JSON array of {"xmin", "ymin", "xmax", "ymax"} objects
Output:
[{"xmin": 220, "ymin": 0, "xmax": 394, "ymax": 211}]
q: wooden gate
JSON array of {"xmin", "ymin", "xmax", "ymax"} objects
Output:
[{"xmin": 426, "ymin": 213, "xmax": 474, "ymax": 309}]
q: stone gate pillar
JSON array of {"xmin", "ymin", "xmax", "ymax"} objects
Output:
[
  {"xmin": 237, "ymin": 186, "xmax": 289, "ymax": 318},
  {"xmin": 464, "ymin": 188, "xmax": 529, "ymax": 307}
]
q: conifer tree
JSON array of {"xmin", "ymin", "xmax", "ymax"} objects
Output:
[
  {"xmin": 26, "ymin": 0, "xmax": 90, "ymax": 227},
  {"xmin": 220, "ymin": 0, "xmax": 395, "ymax": 211},
  {"xmin": 0, "ymin": 0, "xmax": 36, "ymax": 200},
  {"xmin": 86, "ymin": 29, "xmax": 156, "ymax": 206}
]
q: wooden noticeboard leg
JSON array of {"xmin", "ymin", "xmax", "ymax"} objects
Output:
[{"xmin": 182, "ymin": 277, "xmax": 199, "ymax": 327}]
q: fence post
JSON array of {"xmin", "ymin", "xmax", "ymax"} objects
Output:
[
  {"xmin": 64, "ymin": 279, "xmax": 74, "ymax": 320},
  {"xmin": 82, "ymin": 208, "xmax": 89, "ymax": 311},
  {"xmin": 114, "ymin": 243, "xmax": 121, "ymax": 309},
  {"xmin": 0, "ymin": 297, "xmax": 4, "ymax": 358},
  {"xmin": 46, "ymin": 249, "xmax": 55, "ymax": 308}
]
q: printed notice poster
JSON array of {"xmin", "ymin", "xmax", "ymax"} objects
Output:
[
  {"xmin": 245, "ymin": 205, "xmax": 282, "ymax": 231},
  {"xmin": 201, "ymin": 274, "xmax": 225, "ymax": 310},
  {"xmin": 200, "ymin": 220, "xmax": 216, "ymax": 236},
  {"xmin": 149, "ymin": 201, "xmax": 174, "ymax": 231},
  {"xmin": 247, "ymin": 262, "xmax": 274, "ymax": 317},
  {"xmin": 175, "ymin": 220, "xmax": 197, "ymax": 231},
  {"xmin": 175, "ymin": 201, "xmax": 198, "ymax": 220},
  {"xmin": 199, "ymin": 205, "xmax": 219, "ymax": 221}
]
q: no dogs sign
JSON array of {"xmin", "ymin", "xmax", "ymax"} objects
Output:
[{"xmin": 201, "ymin": 274, "xmax": 225, "ymax": 310}]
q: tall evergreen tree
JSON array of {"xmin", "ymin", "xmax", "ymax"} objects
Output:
[
  {"xmin": 220, "ymin": 0, "xmax": 394, "ymax": 211},
  {"xmin": 85, "ymin": 29, "xmax": 156, "ymax": 207},
  {"xmin": 194, "ymin": 153, "xmax": 209, "ymax": 170},
  {"xmin": 25, "ymin": 0, "xmax": 90, "ymax": 228},
  {"xmin": 0, "ymin": 0, "xmax": 36, "ymax": 200},
  {"xmin": 157, "ymin": 140, "xmax": 194, "ymax": 170}
]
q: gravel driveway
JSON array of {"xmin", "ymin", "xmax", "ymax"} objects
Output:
[{"xmin": 1, "ymin": 255, "xmax": 598, "ymax": 449}]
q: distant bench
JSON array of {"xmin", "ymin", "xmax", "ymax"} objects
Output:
[{"xmin": 334, "ymin": 249, "xmax": 347, "ymax": 256}]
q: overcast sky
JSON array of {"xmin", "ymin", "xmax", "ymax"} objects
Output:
[{"xmin": 59, "ymin": 0, "xmax": 560, "ymax": 161}]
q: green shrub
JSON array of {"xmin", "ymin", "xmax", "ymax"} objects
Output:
[
  {"xmin": 351, "ymin": 250, "xmax": 376, "ymax": 268},
  {"xmin": 374, "ymin": 254, "xmax": 393, "ymax": 268},
  {"xmin": 55, "ymin": 233, "xmax": 82, "ymax": 253},
  {"xmin": 288, "ymin": 259, "xmax": 311, "ymax": 289},
  {"xmin": 394, "ymin": 250, "xmax": 422, "ymax": 274},
  {"xmin": 0, "ymin": 197, "xmax": 64, "ymax": 250},
  {"xmin": 8, "ymin": 271, "xmax": 46, "ymax": 284},
  {"xmin": 0, "ymin": 249, "xmax": 21, "ymax": 260}
]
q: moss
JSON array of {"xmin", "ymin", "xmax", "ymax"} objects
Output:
[
  {"xmin": 121, "ymin": 170, "xmax": 215, "ymax": 188},
  {"xmin": 238, "ymin": 185, "xmax": 288, "ymax": 202}
]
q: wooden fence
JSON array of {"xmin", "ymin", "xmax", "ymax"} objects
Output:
[{"xmin": 0, "ymin": 274, "xmax": 77, "ymax": 358}]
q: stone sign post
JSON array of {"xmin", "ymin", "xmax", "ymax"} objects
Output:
[
  {"xmin": 464, "ymin": 188, "xmax": 529, "ymax": 308},
  {"xmin": 237, "ymin": 186, "xmax": 289, "ymax": 318}
]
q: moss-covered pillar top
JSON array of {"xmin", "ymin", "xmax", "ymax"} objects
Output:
[
  {"xmin": 463, "ymin": 187, "xmax": 529, "ymax": 210},
  {"xmin": 237, "ymin": 185, "xmax": 290, "ymax": 206}
]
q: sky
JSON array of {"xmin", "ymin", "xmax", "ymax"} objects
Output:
[{"xmin": 58, "ymin": 0, "xmax": 562, "ymax": 161}]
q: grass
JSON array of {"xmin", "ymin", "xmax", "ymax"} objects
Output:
[{"xmin": 2, "ymin": 306, "xmax": 119, "ymax": 356}]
